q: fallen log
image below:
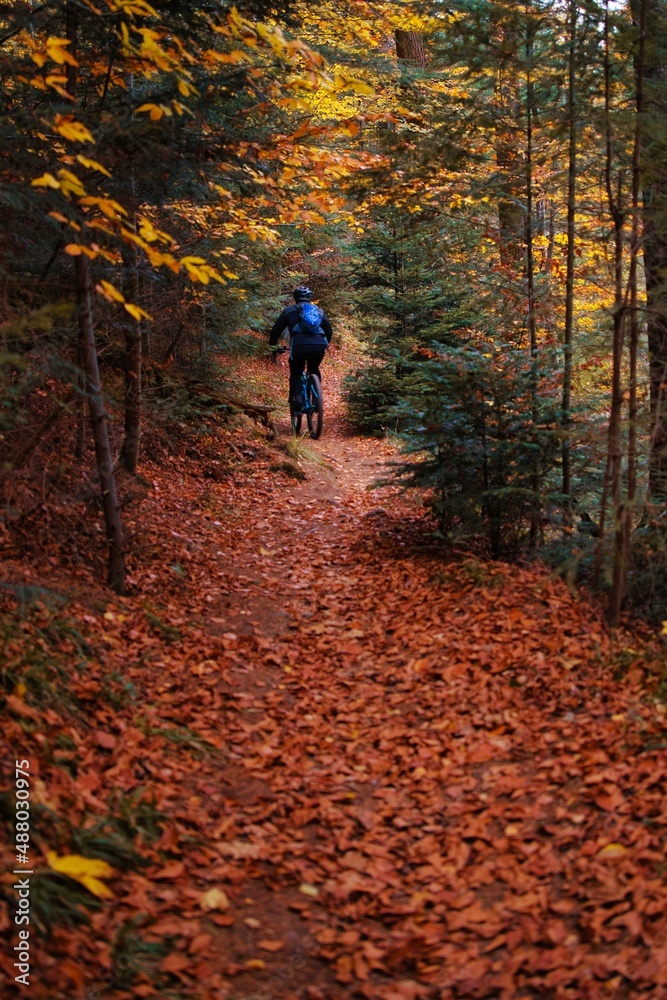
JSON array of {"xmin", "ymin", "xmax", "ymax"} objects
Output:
[{"xmin": 219, "ymin": 393, "xmax": 276, "ymax": 417}]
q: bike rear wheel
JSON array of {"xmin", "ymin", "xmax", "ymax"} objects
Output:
[{"xmin": 306, "ymin": 374, "xmax": 323, "ymax": 439}]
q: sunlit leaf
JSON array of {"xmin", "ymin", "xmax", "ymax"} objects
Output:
[
  {"xmin": 47, "ymin": 852, "xmax": 114, "ymax": 898},
  {"xmin": 32, "ymin": 173, "xmax": 61, "ymax": 190},
  {"xmin": 54, "ymin": 115, "xmax": 95, "ymax": 144},
  {"xmin": 124, "ymin": 302, "xmax": 152, "ymax": 321},
  {"xmin": 76, "ymin": 155, "xmax": 111, "ymax": 177},
  {"xmin": 45, "ymin": 37, "xmax": 78, "ymax": 67}
]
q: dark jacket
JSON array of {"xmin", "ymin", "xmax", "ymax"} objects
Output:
[{"xmin": 269, "ymin": 303, "xmax": 333, "ymax": 349}]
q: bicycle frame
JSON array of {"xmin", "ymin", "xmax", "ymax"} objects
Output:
[{"xmin": 299, "ymin": 373, "xmax": 318, "ymax": 414}]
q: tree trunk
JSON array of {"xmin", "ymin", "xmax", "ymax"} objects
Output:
[
  {"xmin": 614, "ymin": 0, "xmax": 648, "ymax": 618},
  {"xmin": 525, "ymin": 17, "xmax": 540, "ymax": 547},
  {"xmin": 602, "ymin": 2, "xmax": 628, "ymax": 625},
  {"xmin": 638, "ymin": 0, "xmax": 667, "ymax": 500},
  {"xmin": 491, "ymin": 12, "xmax": 525, "ymax": 271},
  {"xmin": 562, "ymin": 0, "xmax": 578, "ymax": 525},
  {"xmin": 75, "ymin": 255, "xmax": 126, "ymax": 594},
  {"xmin": 394, "ymin": 30, "xmax": 427, "ymax": 68},
  {"xmin": 66, "ymin": 0, "xmax": 126, "ymax": 593}
]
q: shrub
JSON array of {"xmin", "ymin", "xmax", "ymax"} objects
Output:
[
  {"xmin": 392, "ymin": 340, "xmax": 561, "ymax": 557},
  {"xmin": 343, "ymin": 363, "xmax": 402, "ymax": 435}
]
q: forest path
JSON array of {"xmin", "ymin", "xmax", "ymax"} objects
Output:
[{"xmin": 126, "ymin": 364, "xmax": 667, "ymax": 1000}]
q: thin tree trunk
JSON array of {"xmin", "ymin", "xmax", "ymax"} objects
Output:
[
  {"xmin": 616, "ymin": 0, "xmax": 648, "ymax": 618},
  {"xmin": 601, "ymin": 2, "xmax": 627, "ymax": 624},
  {"xmin": 525, "ymin": 60, "xmax": 537, "ymax": 361},
  {"xmin": 638, "ymin": 0, "xmax": 667, "ymax": 500},
  {"xmin": 75, "ymin": 255, "xmax": 126, "ymax": 593},
  {"xmin": 492, "ymin": 11, "xmax": 524, "ymax": 272},
  {"xmin": 525, "ymin": 9, "xmax": 540, "ymax": 547},
  {"xmin": 66, "ymin": 0, "xmax": 126, "ymax": 593},
  {"xmin": 562, "ymin": 0, "xmax": 578, "ymax": 527}
]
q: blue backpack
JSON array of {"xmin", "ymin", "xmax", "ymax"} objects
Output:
[{"xmin": 296, "ymin": 302, "xmax": 322, "ymax": 336}]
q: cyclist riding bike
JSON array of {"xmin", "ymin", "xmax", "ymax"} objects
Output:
[{"xmin": 268, "ymin": 286, "xmax": 332, "ymax": 412}]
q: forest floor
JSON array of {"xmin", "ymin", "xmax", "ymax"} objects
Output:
[{"xmin": 2, "ymin": 347, "xmax": 667, "ymax": 1000}]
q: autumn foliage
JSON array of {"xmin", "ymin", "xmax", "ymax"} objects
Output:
[{"xmin": 3, "ymin": 1, "xmax": 667, "ymax": 997}]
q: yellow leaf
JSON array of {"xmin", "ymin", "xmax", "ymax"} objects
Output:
[
  {"xmin": 180, "ymin": 257, "xmax": 224, "ymax": 285},
  {"xmin": 136, "ymin": 103, "xmax": 164, "ymax": 120},
  {"xmin": 177, "ymin": 78, "xmax": 196, "ymax": 97},
  {"xmin": 76, "ymin": 155, "xmax": 111, "ymax": 177},
  {"xmin": 58, "ymin": 169, "xmax": 87, "ymax": 198},
  {"xmin": 45, "ymin": 37, "xmax": 78, "ymax": 67},
  {"xmin": 187, "ymin": 265, "xmax": 210, "ymax": 284},
  {"xmin": 113, "ymin": 0, "xmax": 158, "ymax": 15},
  {"xmin": 54, "ymin": 115, "xmax": 94, "ymax": 144},
  {"xmin": 200, "ymin": 887, "xmax": 230, "ymax": 912},
  {"xmin": 598, "ymin": 843, "xmax": 628, "ymax": 858},
  {"xmin": 96, "ymin": 280, "xmax": 125, "ymax": 303},
  {"xmin": 80, "ymin": 196, "xmax": 126, "ymax": 220},
  {"xmin": 298, "ymin": 883, "xmax": 319, "ymax": 897},
  {"xmin": 152, "ymin": 251, "xmax": 180, "ymax": 272},
  {"xmin": 124, "ymin": 302, "xmax": 152, "ymax": 322},
  {"xmin": 334, "ymin": 75, "xmax": 373, "ymax": 96},
  {"xmin": 44, "ymin": 74, "xmax": 71, "ymax": 99},
  {"xmin": 47, "ymin": 852, "xmax": 114, "ymax": 898},
  {"xmin": 138, "ymin": 217, "xmax": 172, "ymax": 244},
  {"xmin": 32, "ymin": 173, "xmax": 61, "ymax": 190}
]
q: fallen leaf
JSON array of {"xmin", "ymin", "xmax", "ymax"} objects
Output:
[
  {"xmin": 245, "ymin": 959, "xmax": 266, "ymax": 970},
  {"xmin": 200, "ymin": 888, "xmax": 230, "ymax": 912},
  {"xmin": 299, "ymin": 883, "xmax": 319, "ymax": 897},
  {"xmin": 598, "ymin": 843, "xmax": 628, "ymax": 858},
  {"xmin": 257, "ymin": 939, "xmax": 284, "ymax": 952},
  {"xmin": 47, "ymin": 852, "xmax": 113, "ymax": 898},
  {"xmin": 161, "ymin": 952, "xmax": 189, "ymax": 974},
  {"xmin": 95, "ymin": 731, "xmax": 116, "ymax": 750}
]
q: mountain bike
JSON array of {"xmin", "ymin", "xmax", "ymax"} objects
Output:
[{"xmin": 274, "ymin": 347, "xmax": 323, "ymax": 439}]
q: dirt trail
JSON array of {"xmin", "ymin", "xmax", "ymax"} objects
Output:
[
  {"xmin": 7, "ymin": 365, "xmax": 667, "ymax": 1000},
  {"xmin": 128, "ymin": 372, "xmax": 667, "ymax": 1000}
]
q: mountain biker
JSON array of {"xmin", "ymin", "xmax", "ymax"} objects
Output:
[{"xmin": 268, "ymin": 286, "xmax": 332, "ymax": 412}]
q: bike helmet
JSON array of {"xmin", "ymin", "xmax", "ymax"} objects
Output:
[{"xmin": 293, "ymin": 285, "xmax": 313, "ymax": 302}]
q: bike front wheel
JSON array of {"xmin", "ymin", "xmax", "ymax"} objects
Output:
[{"xmin": 306, "ymin": 374, "xmax": 323, "ymax": 439}]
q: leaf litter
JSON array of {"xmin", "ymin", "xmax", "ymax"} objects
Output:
[{"xmin": 1, "ymin": 358, "xmax": 667, "ymax": 999}]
